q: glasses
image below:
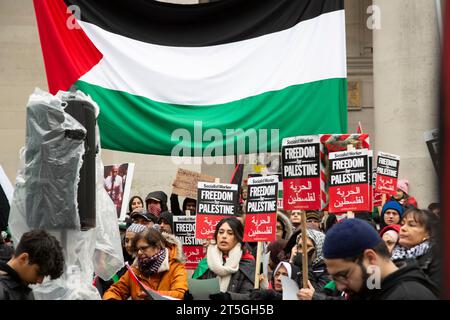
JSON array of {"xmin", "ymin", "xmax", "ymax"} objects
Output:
[{"xmin": 331, "ymin": 258, "xmax": 361, "ymax": 284}]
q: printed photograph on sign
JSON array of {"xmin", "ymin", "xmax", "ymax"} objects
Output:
[
  {"xmin": 243, "ymin": 175, "xmax": 278, "ymax": 242},
  {"xmin": 328, "ymin": 149, "xmax": 371, "ymax": 213},
  {"xmin": 195, "ymin": 182, "xmax": 238, "ymax": 239},
  {"xmin": 104, "ymin": 163, "xmax": 135, "ymax": 220},
  {"xmin": 281, "ymin": 135, "xmax": 321, "ymax": 210}
]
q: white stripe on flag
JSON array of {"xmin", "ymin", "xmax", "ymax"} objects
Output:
[{"xmin": 79, "ymin": 10, "xmax": 346, "ymax": 106}]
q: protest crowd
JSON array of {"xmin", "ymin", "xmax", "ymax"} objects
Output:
[
  {"xmin": 0, "ymin": 0, "xmax": 445, "ymax": 303},
  {"xmin": 0, "ymin": 172, "xmax": 442, "ymax": 300}
]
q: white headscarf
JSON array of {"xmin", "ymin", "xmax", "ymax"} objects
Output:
[{"xmin": 273, "ymin": 261, "xmax": 293, "ymax": 279}]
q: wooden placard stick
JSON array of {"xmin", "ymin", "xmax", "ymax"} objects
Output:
[
  {"xmin": 381, "ymin": 193, "xmax": 387, "ymax": 208},
  {"xmin": 254, "ymin": 241, "xmax": 263, "ymax": 289},
  {"xmin": 346, "ymin": 144, "xmax": 355, "ymax": 219},
  {"xmin": 301, "ymin": 210, "xmax": 309, "ymax": 288}
]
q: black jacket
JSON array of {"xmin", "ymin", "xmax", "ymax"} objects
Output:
[
  {"xmin": 292, "ymin": 260, "xmax": 331, "ymax": 292},
  {"xmin": 198, "ymin": 256, "xmax": 255, "ymax": 300},
  {"xmin": 0, "ymin": 262, "xmax": 34, "ymax": 300},
  {"xmin": 170, "ymin": 193, "xmax": 183, "ymax": 215},
  {"xmin": 415, "ymin": 245, "xmax": 441, "ymax": 293},
  {"xmin": 354, "ymin": 261, "xmax": 438, "ymax": 300},
  {"xmin": 0, "ymin": 244, "xmax": 13, "ymax": 263},
  {"xmin": 170, "ymin": 193, "xmax": 196, "ymax": 216}
]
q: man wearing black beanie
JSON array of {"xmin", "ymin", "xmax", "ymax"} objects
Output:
[{"xmin": 322, "ymin": 219, "xmax": 438, "ymax": 300}]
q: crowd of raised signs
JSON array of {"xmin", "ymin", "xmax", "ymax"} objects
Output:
[
  {"xmin": 92, "ymin": 173, "xmax": 440, "ymax": 300},
  {"xmin": 0, "ymin": 173, "xmax": 441, "ymax": 300}
]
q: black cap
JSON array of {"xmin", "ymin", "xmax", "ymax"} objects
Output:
[{"xmin": 131, "ymin": 208, "xmax": 157, "ymax": 223}]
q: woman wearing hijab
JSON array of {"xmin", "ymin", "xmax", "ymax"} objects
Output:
[
  {"xmin": 249, "ymin": 261, "xmax": 300, "ymax": 300},
  {"xmin": 289, "ymin": 228, "xmax": 330, "ymax": 291}
]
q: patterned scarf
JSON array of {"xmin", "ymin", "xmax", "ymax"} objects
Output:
[
  {"xmin": 138, "ymin": 248, "xmax": 167, "ymax": 277},
  {"xmin": 148, "ymin": 203, "xmax": 162, "ymax": 217},
  {"xmin": 391, "ymin": 241, "xmax": 430, "ymax": 262},
  {"xmin": 296, "ymin": 229, "xmax": 325, "ymax": 266}
]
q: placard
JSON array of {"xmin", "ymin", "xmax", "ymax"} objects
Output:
[
  {"xmin": 173, "ymin": 216, "xmax": 204, "ymax": 269},
  {"xmin": 243, "ymin": 175, "xmax": 278, "ymax": 242},
  {"xmin": 375, "ymin": 152, "xmax": 400, "ymax": 196},
  {"xmin": 172, "ymin": 168, "xmax": 216, "ymax": 199},
  {"xmin": 329, "ymin": 149, "xmax": 371, "ymax": 213},
  {"xmin": 195, "ymin": 182, "xmax": 238, "ymax": 239},
  {"xmin": 282, "ymin": 135, "xmax": 321, "ymax": 210},
  {"xmin": 104, "ymin": 163, "xmax": 135, "ymax": 220}
]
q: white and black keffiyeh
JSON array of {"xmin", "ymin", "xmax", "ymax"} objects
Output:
[
  {"xmin": 296, "ymin": 229, "xmax": 325, "ymax": 266},
  {"xmin": 391, "ymin": 241, "xmax": 430, "ymax": 261}
]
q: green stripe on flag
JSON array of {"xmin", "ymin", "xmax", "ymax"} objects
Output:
[{"xmin": 75, "ymin": 78, "xmax": 347, "ymax": 156}]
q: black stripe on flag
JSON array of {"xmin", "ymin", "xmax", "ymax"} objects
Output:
[
  {"xmin": 0, "ymin": 184, "xmax": 9, "ymax": 231},
  {"xmin": 64, "ymin": 0, "xmax": 344, "ymax": 47}
]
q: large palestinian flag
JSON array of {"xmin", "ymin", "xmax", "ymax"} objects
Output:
[{"xmin": 34, "ymin": 0, "xmax": 347, "ymax": 156}]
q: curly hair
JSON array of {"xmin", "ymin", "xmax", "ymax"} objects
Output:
[{"xmin": 15, "ymin": 230, "xmax": 65, "ymax": 279}]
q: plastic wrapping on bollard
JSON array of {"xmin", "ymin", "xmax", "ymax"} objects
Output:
[
  {"xmin": 93, "ymin": 139, "xmax": 125, "ymax": 281},
  {"xmin": 21, "ymin": 88, "xmax": 86, "ymax": 230},
  {"xmin": 8, "ymin": 88, "xmax": 85, "ymax": 238},
  {"xmin": 8, "ymin": 88, "xmax": 124, "ymax": 299},
  {"xmin": 57, "ymin": 91, "xmax": 98, "ymax": 231}
]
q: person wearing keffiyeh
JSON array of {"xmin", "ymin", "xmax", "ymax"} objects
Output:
[
  {"xmin": 321, "ymin": 219, "xmax": 438, "ymax": 300},
  {"xmin": 289, "ymin": 229, "xmax": 330, "ymax": 293},
  {"xmin": 103, "ymin": 228, "xmax": 187, "ymax": 300},
  {"xmin": 391, "ymin": 208, "xmax": 441, "ymax": 291}
]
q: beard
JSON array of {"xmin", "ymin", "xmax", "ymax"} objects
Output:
[{"xmin": 345, "ymin": 262, "xmax": 371, "ymax": 299}]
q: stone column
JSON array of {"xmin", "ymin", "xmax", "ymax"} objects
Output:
[{"xmin": 373, "ymin": 0, "xmax": 440, "ymax": 206}]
